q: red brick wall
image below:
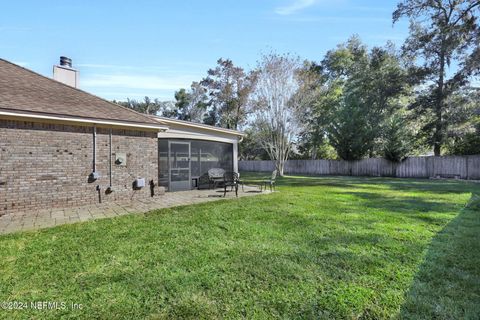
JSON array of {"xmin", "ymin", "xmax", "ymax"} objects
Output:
[{"xmin": 0, "ymin": 120, "xmax": 158, "ymax": 216}]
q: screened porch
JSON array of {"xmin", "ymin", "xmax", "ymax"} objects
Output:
[{"xmin": 158, "ymin": 139, "xmax": 234, "ymax": 191}]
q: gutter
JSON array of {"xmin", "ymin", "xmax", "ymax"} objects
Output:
[
  {"xmin": 150, "ymin": 116, "xmax": 245, "ymax": 137},
  {"xmin": 0, "ymin": 110, "xmax": 168, "ymax": 131},
  {"xmin": 106, "ymin": 128, "xmax": 113, "ymax": 194}
]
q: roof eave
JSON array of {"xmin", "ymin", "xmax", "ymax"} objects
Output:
[
  {"xmin": 0, "ymin": 110, "xmax": 168, "ymax": 131},
  {"xmin": 150, "ymin": 116, "xmax": 245, "ymax": 137}
]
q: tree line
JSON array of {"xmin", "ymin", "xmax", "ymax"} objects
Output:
[{"xmin": 116, "ymin": 0, "xmax": 480, "ymax": 176}]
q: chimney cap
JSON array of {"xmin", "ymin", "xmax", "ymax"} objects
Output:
[{"xmin": 59, "ymin": 56, "xmax": 72, "ymax": 68}]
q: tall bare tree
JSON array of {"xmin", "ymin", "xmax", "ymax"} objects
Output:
[{"xmin": 252, "ymin": 53, "xmax": 303, "ymax": 176}]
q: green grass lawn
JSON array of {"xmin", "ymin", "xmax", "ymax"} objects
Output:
[{"xmin": 0, "ymin": 174, "xmax": 479, "ymax": 319}]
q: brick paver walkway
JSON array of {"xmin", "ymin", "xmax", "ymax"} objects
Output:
[{"xmin": 0, "ymin": 186, "xmax": 268, "ymax": 235}]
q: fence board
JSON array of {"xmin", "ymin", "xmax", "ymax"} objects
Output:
[
  {"xmin": 238, "ymin": 155, "xmax": 480, "ymax": 180},
  {"xmin": 467, "ymin": 156, "xmax": 480, "ymax": 179}
]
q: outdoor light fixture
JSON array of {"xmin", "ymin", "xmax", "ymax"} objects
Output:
[{"xmin": 115, "ymin": 153, "xmax": 126, "ymax": 166}]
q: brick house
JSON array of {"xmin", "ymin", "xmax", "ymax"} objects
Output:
[{"xmin": 0, "ymin": 58, "xmax": 243, "ymax": 217}]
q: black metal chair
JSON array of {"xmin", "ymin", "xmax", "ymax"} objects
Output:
[
  {"xmin": 197, "ymin": 173, "xmax": 211, "ymax": 190},
  {"xmin": 262, "ymin": 170, "xmax": 277, "ymax": 192},
  {"xmin": 223, "ymin": 172, "xmax": 239, "ymax": 197},
  {"xmin": 208, "ymin": 168, "xmax": 226, "ymax": 189}
]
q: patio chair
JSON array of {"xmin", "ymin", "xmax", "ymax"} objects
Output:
[
  {"xmin": 197, "ymin": 173, "xmax": 211, "ymax": 190},
  {"xmin": 262, "ymin": 170, "xmax": 277, "ymax": 192},
  {"xmin": 223, "ymin": 172, "xmax": 239, "ymax": 197},
  {"xmin": 208, "ymin": 168, "xmax": 226, "ymax": 189}
]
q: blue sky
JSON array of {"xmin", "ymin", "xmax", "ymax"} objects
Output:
[{"xmin": 1, "ymin": 0, "xmax": 409, "ymax": 101}]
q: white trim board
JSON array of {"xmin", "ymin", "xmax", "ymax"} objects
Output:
[{"xmin": 0, "ymin": 111, "xmax": 168, "ymax": 131}]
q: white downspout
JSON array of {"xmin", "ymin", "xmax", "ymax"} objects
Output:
[
  {"xmin": 89, "ymin": 126, "xmax": 100, "ymax": 182},
  {"xmin": 93, "ymin": 126, "xmax": 97, "ymax": 173},
  {"xmin": 106, "ymin": 128, "xmax": 113, "ymax": 193}
]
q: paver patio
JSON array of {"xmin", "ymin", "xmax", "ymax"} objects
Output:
[{"xmin": 0, "ymin": 186, "xmax": 267, "ymax": 235}]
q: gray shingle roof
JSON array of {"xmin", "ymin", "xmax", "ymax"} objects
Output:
[{"xmin": 0, "ymin": 59, "xmax": 164, "ymax": 128}]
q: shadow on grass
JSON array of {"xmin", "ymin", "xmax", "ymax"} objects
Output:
[
  {"xmin": 340, "ymin": 191, "xmax": 460, "ymax": 225},
  {"xmin": 399, "ymin": 193, "xmax": 480, "ymax": 319},
  {"xmin": 241, "ymin": 172, "xmax": 480, "ymax": 195}
]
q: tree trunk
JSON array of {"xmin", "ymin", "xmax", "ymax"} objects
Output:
[
  {"xmin": 276, "ymin": 159, "xmax": 285, "ymax": 176},
  {"xmin": 433, "ymin": 141, "xmax": 441, "ymax": 157},
  {"xmin": 434, "ymin": 46, "xmax": 446, "ymax": 157}
]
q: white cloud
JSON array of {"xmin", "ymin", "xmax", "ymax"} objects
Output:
[
  {"xmin": 93, "ymin": 91, "xmax": 173, "ymax": 101},
  {"xmin": 0, "ymin": 26, "xmax": 31, "ymax": 32},
  {"xmin": 78, "ymin": 62, "xmax": 209, "ymax": 100},
  {"xmin": 77, "ymin": 62, "xmax": 211, "ymax": 74},
  {"xmin": 275, "ymin": 0, "xmax": 318, "ymax": 15},
  {"xmin": 77, "ymin": 63, "xmax": 136, "ymax": 69},
  {"xmin": 349, "ymin": 6, "xmax": 392, "ymax": 13},
  {"xmin": 81, "ymin": 74, "xmax": 195, "ymax": 91},
  {"xmin": 274, "ymin": 15, "xmax": 391, "ymax": 23}
]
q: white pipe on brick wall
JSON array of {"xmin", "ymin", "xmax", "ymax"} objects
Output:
[
  {"xmin": 109, "ymin": 128, "xmax": 112, "ymax": 188},
  {"xmin": 93, "ymin": 126, "xmax": 97, "ymax": 172}
]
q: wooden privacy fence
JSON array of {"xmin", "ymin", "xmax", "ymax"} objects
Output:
[{"xmin": 239, "ymin": 155, "xmax": 480, "ymax": 180}]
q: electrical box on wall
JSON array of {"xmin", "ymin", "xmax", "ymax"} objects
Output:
[
  {"xmin": 135, "ymin": 178, "xmax": 145, "ymax": 189},
  {"xmin": 115, "ymin": 153, "xmax": 127, "ymax": 166}
]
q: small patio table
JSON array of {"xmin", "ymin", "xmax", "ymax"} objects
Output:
[{"xmin": 238, "ymin": 178, "xmax": 262, "ymax": 192}]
